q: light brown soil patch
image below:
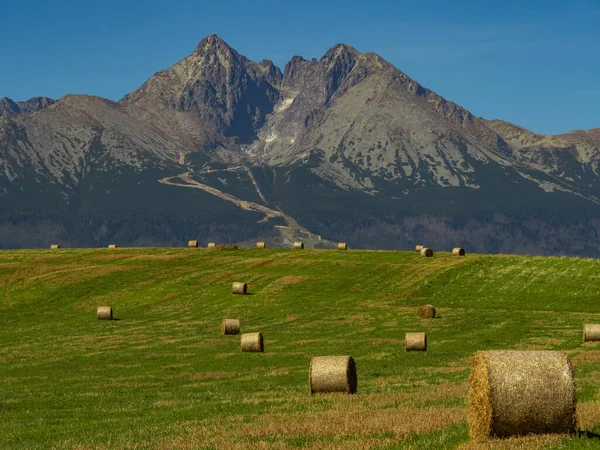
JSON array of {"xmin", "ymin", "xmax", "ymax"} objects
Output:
[
  {"xmin": 158, "ymin": 405, "xmax": 466, "ymax": 450},
  {"xmin": 458, "ymin": 434, "xmax": 566, "ymax": 449},
  {"xmin": 201, "ymin": 271, "xmax": 237, "ymax": 283},
  {"xmin": 126, "ymin": 254, "xmax": 186, "ymax": 262},
  {"xmin": 577, "ymin": 402, "xmax": 600, "ymax": 430},
  {"xmin": 262, "ymin": 276, "xmax": 308, "ymax": 293},
  {"xmin": 154, "ymin": 400, "xmax": 179, "ymax": 408},
  {"xmin": 370, "ymin": 338, "xmax": 404, "ymax": 345},
  {"xmin": 170, "ymin": 371, "xmax": 237, "ymax": 381},
  {"xmin": 87, "ymin": 254, "xmax": 135, "ymax": 262},
  {"xmin": 572, "ymin": 350, "xmax": 600, "ymax": 364}
]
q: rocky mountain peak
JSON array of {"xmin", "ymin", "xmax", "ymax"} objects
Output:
[
  {"xmin": 0, "ymin": 97, "xmax": 20, "ymax": 119},
  {"xmin": 123, "ymin": 34, "xmax": 281, "ymax": 145},
  {"xmin": 258, "ymin": 59, "xmax": 283, "ymax": 87},
  {"xmin": 191, "ymin": 33, "xmax": 247, "ymax": 72},
  {"xmin": 0, "ymin": 96, "xmax": 55, "ymax": 120},
  {"xmin": 194, "ymin": 34, "xmax": 234, "ymax": 53},
  {"xmin": 321, "ymin": 44, "xmax": 360, "ymax": 77},
  {"xmin": 321, "ymin": 43, "xmax": 361, "ymax": 62},
  {"xmin": 17, "ymin": 96, "xmax": 56, "ymax": 114},
  {"xmin": 282, "ymin": 56, "xmax": 317, "ymax": 92}
]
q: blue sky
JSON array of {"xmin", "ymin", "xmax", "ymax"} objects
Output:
[{"xmin": 1, "ymin": 0, "xmax": 599, "ymax": 134}]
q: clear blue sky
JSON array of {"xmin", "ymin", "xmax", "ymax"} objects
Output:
[{"xmin": 1, "ymin": 0, "xmax": 599, "ymax": 134}]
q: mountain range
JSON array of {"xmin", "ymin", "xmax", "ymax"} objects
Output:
[{"xmin": 2, "ymin": 34, "xmax": 600, "ymax": 255}]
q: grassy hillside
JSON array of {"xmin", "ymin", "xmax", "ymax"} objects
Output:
[{"xmin": 0, "ymin": 248, "xmax": 599, "ymax": 449}]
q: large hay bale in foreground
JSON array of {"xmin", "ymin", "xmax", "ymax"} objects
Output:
[
  {"xmin": 108, "ymin": 244, "xmax": 117, "ymax": 249},
  {"xmin": 207, "ymin": 242, "xmax": 216, "ymax": 249},
  {"xmin": 187, "ymin": 240, "xmax": 198, "ymax": 248},
  {"xmin": 221, "ymin": 319, "xmax": 240, "ymax": 335},
  {"xmin": 420, "ymin": 248, "xmax": 433, "ymax": 257},
  {"xmin": 584, "ymin": 324, "xmax": 600, "ymax": 342},
  {"xmin": 232, "ymin": 282, "xmax": 248, "ymax": 295},
  {"xmin": 97, "ymin": 306, "xmax": 113, "ymax": 320},
  {"xmin": 337, "ymin": 243, "xmax": 348, "ymax": 251},
  {"xmin": 418, "ymin": 304, "xmax": 436, "ymax": 319},
  {"xmin": 452, "ymin": 247, "xmax": 466, "ymax": 256},
  {"xmin": 293, "ymin": 242, "xmax": 304, "ymax": 250},
  {"xmin": 405, "ymin": 332, "xmax": 427, "ymax": 351},
  {"xmin": 309, "ymin": 356, "xmax": 357, "ymax": 394},
  {"xmin": 50, "ymin": 244, "xmax": 60, "ymax": 249},
  {"xmin": 240, "ymin": 332, "xmax": 263, "ymax": 352},
  {"xmin": 468, "ymin": 350, "xmax": 576, "ymax": 441},
  {"xmin": 415, "ymin": 245, "xmax": 424, "ymax": 252},
  {"xmin": 256, "ymin": 242, "xmax": 267, "ymax": 249}
]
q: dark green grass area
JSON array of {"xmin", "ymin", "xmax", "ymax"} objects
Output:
[{"xmin": 0, "ymin": 249, "xmax": 599, "ymax": 449}]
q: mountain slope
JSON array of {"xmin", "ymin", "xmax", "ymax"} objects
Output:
[
  {"xmin": 1, "ymin": 35, "xmax": 600, "ymax": 254},
  {"xmin": 486, "ymin": 119, "xmax": 600, "ymax": 195}
]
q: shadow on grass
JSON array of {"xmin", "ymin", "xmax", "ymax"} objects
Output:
[{"xmin": 577, "ymin": 430, "xmax": 600, "ymax": 439}]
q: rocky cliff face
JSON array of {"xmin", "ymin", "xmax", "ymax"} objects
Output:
[
  {"xmin": 122, "ymin": 34, "xmax": 281, "ymax": 146},
  {"xmin": 1, "ymin": 35, "xmax": 600, "ymax": 254},
  {"xmin": 0, "ymin": 96, "xmax": 55, "ymax": 119}
]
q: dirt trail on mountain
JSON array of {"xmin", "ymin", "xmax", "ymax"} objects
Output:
[
  {"xmin": 242, "ymin": 166, "xmax": 268, "ymax": 204},
  {"xmin": 158, "ymin": 173, "xmax": 307, "ymax": 230}
]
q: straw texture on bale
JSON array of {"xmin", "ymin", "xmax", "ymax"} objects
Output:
[
  {"xmin": 584, "ymin": 324, "xmax": 600, "ymax": 342},
  {"xmin": 309, "ymin": 356, "xmax": 357, "ymax": 394},
  {"xmin": 405, "ymin": 332, "xmax": 427, "ymax": 351},
  {"xmin": 337, "ymin": 243, "xmax": 348, "ymax": 250},
  {"xmin": 293, "ymin": 242, "xmax": 304, "ymax": 249},
  {"xmin": 232, "ymin": 282, "xmax": 248, "ymax": 295},
  {"xmin": 240, "ymin": 332, "xmax": 263, "ymax": 352},
  {"xmin": 452, "ymin": 247, "xmax": 466, "ymax": 256},
  {"xmin": 468, "ymin": 350, "xmax": 576, "ymax": 442},
  {"xmin": 420, "ymin": 248, "xmax": 433, "ymax": 257},
  {"xmin": 207, "ymin": 242, "xmax": 216, "ymax": 249},
  {"xmin": 97, "ymin": 306, "xmax": 113, "ymax": 320},
  {"xmin": 418, "ymin": 304, "xmax": 436, "ymax": 319},
  {"xmin": 108, "ymin": 244, "xmax": 117, "ymax": 249},
  {"xmin": 50, "ymin": 244, "xmax": 60, "ymax": 249},
  {"xmin": 221, "ymin": 319, "xmax": 240, "ymax": 335},
  {"xmin": 187, "ymin": 240, "xmax": 198, "ymax": 248},
  {"xmin": 415, "ymin": 245, "xmax": 424, "ymax": 252},
  {"xmin": 256, "ymin": 242, "xmax": 267, "ymax": 249}
]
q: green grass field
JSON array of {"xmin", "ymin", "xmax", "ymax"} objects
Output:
[{"xmin": 1, "ymin": 248, "xmax": 600, "ymax": 449}]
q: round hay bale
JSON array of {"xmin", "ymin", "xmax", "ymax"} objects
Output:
[
  {"xmin": 405, "ymin": 332, "xmax": 427, "ymax": 351},
  {"xmin": 256, "ymin": 242, "xmax": 267, "ymax": 249},
  {"xmin": 50, "ymin": 244, "xmax": 60, "ymax": 249},
  {"xmin": 240, "ymin": 332, "xmax": 263, "ymax": 352},
  {"xmin": 97, "ymin": 306, "xmax": 113, "ymax": 320},
  {"xmin": 415, "ymin": 245, "xmax": 424, "ymax": 252},
  {"xmin": 187, "ymin": 240, "xmax": 198, "ymax": 248},
  {"xmin": 468, "ymin": 350, "xmax": 576, "ymax": 442},
  {"xmin": 232, "ymin": 282, "xmax": 248, "ymax": 295},
  {"xmin": 337, "ymin": 243, "xmax": 348, "ymax": 251},
  {"xmin": 418, "ymin": 304, "xmax": 436, "ymax": 319},
  {"xmin": 293, "ymin": 242, "xmax": 304, "ymax": 249},
  {"xmin": 420, "ymin": 248, "xmax": 433, "ymax": 257},
  {"xmin": 207, "ymin": 242, "xmax": 216, "ymax": 249},
  {"xmin": 309, "ymin": 356, "xmax": 357, "ymax": 394},
  {"xmin": 452, "ymin": 247, "xmax": 466, "ymax": 256},
  {"xmin": 584, "ymin": 324, "xmax": 600, "ymax": 342},
  {"xmin": 221, "ymin": 319, "xmax": 240, "ymax": 335},
  {"xmin": 108, "ymin": 244, "xmax": 117, "ymax": 249}
]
